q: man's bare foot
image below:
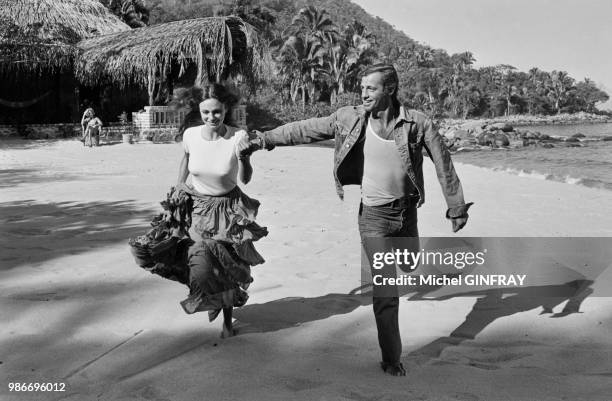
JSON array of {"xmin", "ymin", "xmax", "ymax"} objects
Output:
[{"xmin": 380, "ymin": 362, "xmax": 406, "ymax": 376}]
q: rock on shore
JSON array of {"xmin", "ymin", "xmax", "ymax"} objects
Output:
[{"xmin": 438, "ymin": 113, "xmax": 611, "ymax": 151}]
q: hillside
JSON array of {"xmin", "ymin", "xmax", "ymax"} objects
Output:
[
  {"xmin": 273, "ymin": 0, "xmax": 422, "ymax": 51},
  {"xmin": 145, "ymin": 0, "xmax": 609, "ymax": 118},
  {"xmin": 149, "ymin": 0, "xmax": 424, "ymax": 52}
]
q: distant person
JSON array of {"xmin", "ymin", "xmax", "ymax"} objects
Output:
[
  {"xmin": 241, "ymin": 63, "xmax": 473, "ymax": 376},
  {"xmin": 80, "ymin": 108, "xmax": 103, "ymax": 147},
  {"xmin": 175, "ymin": 83, "xmax": 267, "ymax": 337}
]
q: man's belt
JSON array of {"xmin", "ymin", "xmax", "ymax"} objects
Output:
[{"xmin": 378, "ymin": 195, "xmax": 419, "ymax": 209}]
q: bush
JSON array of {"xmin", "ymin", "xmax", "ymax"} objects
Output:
[{"xmin": 246, "ymin": 90, "xmax": 360, "ymax": 130}]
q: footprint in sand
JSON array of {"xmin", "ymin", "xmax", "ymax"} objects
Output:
[
  {"xmin": 452, "ymin": 392, "xmax": 481, "ymax": 401},
  {"xmin": 295, "ymin": 272, "xmax": 330, "ymax": 280},
  {"xmin": 442, "ymin": 348, "xmax": 533, "ymax": 370},
  {"xmin": 279, "ymin": 376, "xmax": 330, "ymax": 392}
]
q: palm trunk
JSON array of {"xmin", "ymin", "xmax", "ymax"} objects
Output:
[
  {"xmin": 330, "ymin": 88, "xmax": 338, "ymax": 105},
  {"xmin": 147, "ymin": 70, "xmax": 156, "ymax": 106}
]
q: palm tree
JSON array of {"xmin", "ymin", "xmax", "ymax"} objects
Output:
[
  {"xmin": 546, "ymin": 70, "xmax": 575, "ymax": 114},
  {"xmin": 277, "ymin": 6, "xmax": 339, "ymax": 107},
  {"xmin": 574, "ymin": 78, "xmax": 609, "ymax": 113},
  {"xmin": 328, "ymin": 21, "xmax": 376, "ymax": 104},
  {"xmin": 284, "ymin": 6, "xmax": 338, "ymax": 45},
  {"xmin": 414, "ymin": 47, "xmax": 435, "ymax": 68},
  {"xmin": 438, "ymin": 52, "xmax": 478, "ymax": 117},
  {"xmin": 441, "ymin": 71, "xmax": 480, "ymax": 118},
  {"xmin": 101, "ymin": 0, "xmax": 149, "ymax": 27},
  {"xmin": 277, "ymin": 35, "xmax": 328, "ymax": 109},
  {"xmin": 524, "ymin": 67, "xmax": 546, "ymax": 114},
  {"xmin": 490, "ymin": 64, "xmax": 518, "ymax": 116},
  {"xmin": 450, "ymin": 51, "xmax": 475, "ymax": 72}
]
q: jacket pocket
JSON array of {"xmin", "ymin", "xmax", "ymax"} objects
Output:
[{"xmin": 335, "ymin": 122, "xmax": 352, "ymax": 139}]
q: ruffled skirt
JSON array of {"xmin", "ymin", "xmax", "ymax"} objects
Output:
[{"xmin": 179, "ymin": 185, "xmax": 268, "ymax": 321}]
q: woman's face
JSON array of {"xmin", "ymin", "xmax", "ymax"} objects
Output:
[{"xmin": 199, "ymin": 98, "xmax": 226, "ymax": 129}]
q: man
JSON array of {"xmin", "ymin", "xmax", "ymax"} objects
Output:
[{"xmin": 243, "ymin": 63, "xmax": 473, "ymax": 376}]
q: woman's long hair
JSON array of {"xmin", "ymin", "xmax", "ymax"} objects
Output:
[
  {"xmin": 172, "ymin": 84, "xmax": 241, "ymax": 140},
  {"xmin": 200, "ymin": 83, "xmax": 240, "ymax": 126}
]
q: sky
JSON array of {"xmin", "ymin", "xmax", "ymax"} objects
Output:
[{"xmin": 352, "ymin": 0, "xmax": 612, "ymax": 109}]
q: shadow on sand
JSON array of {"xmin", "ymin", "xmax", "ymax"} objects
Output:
[
  {"xmin": 233, "ymin": 279, "xmax": 595, "ymax": 362},
  {"xmin": 0, "ymin": 138, "xmax": 79, "ymax": 150},
  {"xmin": 0, "ymin": 168, "xmax": 84, "ymax": 188},
  {"xmin": 0, "ymin": 199, "xmax": 156, "ymax": 270},
  {"xmin": 404, "ymin": 279, "xmax": 594, "ymax": 364}
]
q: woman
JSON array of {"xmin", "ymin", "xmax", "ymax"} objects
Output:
[
  {"xmin": 176, "ymin": 83, "xmax": 267, "ymax": 338},
  {"xmin": 81, "ymin": 108, "xmax": 103, "ymax": 147}
]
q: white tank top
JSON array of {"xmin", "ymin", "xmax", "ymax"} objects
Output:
[
  {"xmin": 182, "ymin": 125, "xmax": 247, "ymax": 195},
  {"xmin": 361, "ymin": 119, "xmax": 412, "ymax": 206}
]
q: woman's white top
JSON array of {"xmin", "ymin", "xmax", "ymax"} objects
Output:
[{"xmin": 183, "ymin": 125, "xmax": 247, "ymax": 195}]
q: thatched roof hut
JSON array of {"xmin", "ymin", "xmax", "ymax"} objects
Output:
[
  {"xmin": 1, "ymin": 2, "xmax": 268, "ymax": 122},
  {"xmin": 0, "ymin": 0, "xmax": 129, "ymax": 74},
  {"xmin": 76, "ymin": 16, "xmax": 262, "ymax": 99}
]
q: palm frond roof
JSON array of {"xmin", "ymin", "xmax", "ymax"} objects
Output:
[
  {"xmin": 0, "ymin": 0, "xmax": 130, "ymax": 74},
  {"xmin": 76, "ymin": 16, "xmax": 262, "ymax": 87}
]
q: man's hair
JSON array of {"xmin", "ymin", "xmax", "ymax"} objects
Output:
[{"xmin": 361, "ymin": 63, "xmax": 399, "ymax": 101}]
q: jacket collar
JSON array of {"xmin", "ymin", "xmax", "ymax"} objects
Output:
[
  {"xmin": 397, "ymin": 105, "xmax": 416, "ymax": 124},
  {"xmin": 360, "ymin": 104, "xmax": 416, "ymax": 125}
]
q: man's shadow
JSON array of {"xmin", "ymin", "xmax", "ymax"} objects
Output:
[
  {"xmin": 404, "ymin": 279, "xmax": 594, "ymax": 364},
  {"xmin": 233, "ymin": 292, "xmax": 373, "ymax": 333},
  {"xmin": 233, "ymin": 277, "xmax": 595, "ymax": 359}
]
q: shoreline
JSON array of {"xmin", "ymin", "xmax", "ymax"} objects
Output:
[{"xmin": 442, "ymin": 111, "xmax": 612, "ymax": 127}]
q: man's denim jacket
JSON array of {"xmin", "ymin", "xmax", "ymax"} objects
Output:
[{"xmin": 261, "ymin": 105, "xmax": 471, "ymax": 218}]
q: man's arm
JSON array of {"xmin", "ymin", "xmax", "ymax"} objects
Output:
[
  {"xmin": 422, "ymin": 117, "xmax": 473, "ymax": 232},
  {"xmin": 257, "ymin": 114, "xmax": 337, "ymax": 150}
]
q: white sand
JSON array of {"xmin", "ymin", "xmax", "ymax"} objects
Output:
[{"xmin": 1, "ymin": 139, "xmax": 611, "ymax": 401}]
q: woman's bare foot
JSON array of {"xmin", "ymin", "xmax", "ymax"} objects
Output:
[
  {"xmin": 220, "ymin": 307, "xmax": 236, "ymax": 338},
  {"xmin": 220, "ymin": 326, "xmax": 238, "ymax": 338}
]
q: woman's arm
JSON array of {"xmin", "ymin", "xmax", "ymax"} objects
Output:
[
  {"xmin": 177, "ymin": 152, "xmax": 190, "ymax": 185},
  {"xmin": 237, "ymin": 156, "xmax": 253, "ymax": 184},
  {"xmin": 235, "ymin": 131, "xmax": 253, "ymax": 184}
]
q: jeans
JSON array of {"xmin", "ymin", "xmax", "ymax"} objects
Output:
[{"xmin": 358, "ymin": 200, "xmax": 418, "ymax": 365}]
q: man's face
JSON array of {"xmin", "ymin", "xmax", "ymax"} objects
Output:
[{"xmin": 361, "ymin": 72, "xmax": 392, "ymax": 112}]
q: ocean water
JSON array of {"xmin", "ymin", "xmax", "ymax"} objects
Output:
[{"xmin": 453, "ymin": 122, "xmax": 612, "ymax": 191}]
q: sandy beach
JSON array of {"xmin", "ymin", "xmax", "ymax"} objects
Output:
[{"xmin": 1, "ymin": 139, "xmax": 612, "ymax": 401}]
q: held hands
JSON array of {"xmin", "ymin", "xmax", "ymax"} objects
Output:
[
  {"xmin": 237, "ymin": 130, "xmax": 265, "ymax": 159},
  {"xmin": 235, "ymin": 130, "xmax": 251, "ymax": 160}
]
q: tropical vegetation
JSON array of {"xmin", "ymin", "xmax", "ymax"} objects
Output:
[
  {"xmin": 141, "ymin": 0, "xmax": 610, "ymax": 121},
  {"xmin": 5, "ymin": 0, "xmax": 599, "ymax": 125}
]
